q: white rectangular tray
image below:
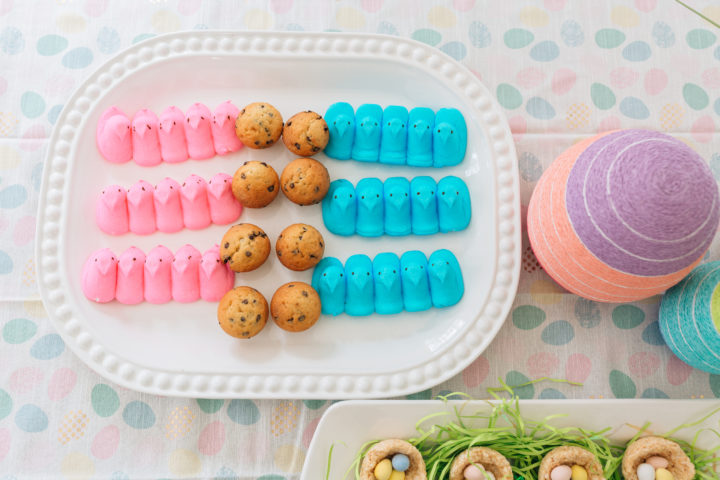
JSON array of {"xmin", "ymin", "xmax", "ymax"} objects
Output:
[
  {"xmin": 36, "ymin": 31, "xmax": 520, "ymax": 398},
  {"xmin": 301, "ymin": 399, "xmax": 720, "ymax": 479}
]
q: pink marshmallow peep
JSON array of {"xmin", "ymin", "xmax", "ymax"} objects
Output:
[
  {"xmin": 154, "ymin": 177, "xmax": 184, "ymax": 233},
  {"xmin": 158, "ymin": 106, "xmax": 188, "ymax": 163},
  {"xmin": 211, "ymin": 101, "xmax": 243, "ymax": 155},
  {"xmin": 82, "ymin": 248, "xmax": 117, "ymax": 303},
  {"xmin": 131, "ymin": 109, "xmax": 162, "ymax": 166},
  {"xmin": 116, "ymin": 247, "xmax": 146, "ymax": 305},
  {"xmin": 207, "ymin": 172, "xmax": 242, "ymax": 225},
  {"xmin": 96, "ymin": 185, "xmax": 129, "ymax": 235},
  {"xmin": 199, "ymin": 244, "xmax": 234, "ymax": 301},
  {"xmin": 96, "ymin": 106, "xmax": 132, "ymax": 164},
  {"xmin": 172, "ymin": 244, "xmax": 201, "ymax": 303},
  {"xmin": 127, "ymin": 180, "xmax": 156, "ymax": 235},
  {"xmin": 144, "ymin": 245, "xmax": 173, "ymax": 304},
  {"xmin": 184, "ymin": 103, "xmax": 215, "ymax": 160},
  {"xmin": 180, "ymin": 174, "xmax": 211, "ymax": 230}
]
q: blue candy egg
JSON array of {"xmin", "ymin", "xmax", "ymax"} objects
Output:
[{"xmin": 392, "ymin": 453, "xmax": 410, "ymax": 472}]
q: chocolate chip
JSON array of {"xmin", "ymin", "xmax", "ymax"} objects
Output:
[
  {"xmin": 260, "ymin": 232, "xmax": 267, "ymax": 238},
  {"xmin": 267, "ymin": 185, "xmax": 275, "ymax": 192},
  {"xmin": 302, "ymin": 290, "xmax": 308, "ymax": 297},
  {"xmin": 261, "ymin": 162, "xmax": 267, "ymax": 167},
  {"xmin": 298, "ymin": 315, "xmax": 306, "ymax": 321},
  {"xmin": 302, "ymin": 226, "xmax": 307, "ymax": 231},
  {"xmin": 277, "ymin": 251, "xmax": 282, "ymax": 256},
  {"xmin": 319, "ymin": 241, "xmax": 323, "ymax": 247},
  {"xmin": 309, "ymin": 254, "xmax": 316, "ymax": 259},
  {"xmin": 230, "ymin": 318, "xmax": 234, "ymax": 322},
  {"xmin": 312, "ymin": 146, "xmax": 320, "ymax": 152},
  {"xmin": 256, "ymin": 314, "xmax": 261, "ymax": 321},
  {"xmin": 288, "ymin": 284, "xmax": 295, "ymax": 288},
  {"xmin": 260, "ymin": 104, "xmax": 265, "ymax": 108},
  {"xmin": 254, "ymin": 140, "xmax": 259, "ymax": 145},
  {"xmin": 314, "ymin": 186, "xmax": 320, "ymax": 192},
  {"xmin": 240, "ymin": 173, "xmax": 246, "ymax": 179},
  {"xmin": 288, "ymin": 317, "xmax": 294, "ymax": 323},
  {"xmin": 323, "ymin": 126, "xmax": 328, "ymax": 132},
  {"xmin": 242, "ymin": 299, "xmax": 248, "ymax": 304},
  {"xmin": 265, "ymin": 140, "xmax": 271, "ymax": 144},
  {"xmin": 245, "ymin": 251, "xmax": 252, "ymax": 257},
  {"xmin": 292, "ymin": 249, "xmax": 299, "ymax": 254},
  {"xmin": 286, "ymin": 121, "xmax": 292, "ymax": 126},
  {"xmin": 240, "ymin": 316, "xmax": 246, "ymax": 322},
  {"xmin": 289, "ymin": 183, "xmax": 295, "ymax": 189},
  {"xmin": 242, "ymin": 331, "xmax": 249, "ymax": 336},
  {"xmin": 268, "ymin": 112, "xmax": 274, "ymax": 117},
  {"xmin": 306, "ymin": 136, "xmax": 312, "ymax": 142},
  {"xmin": 223, "ymin": 256, "xmax": 231, "ymax": 263},
  {"xmin": 298, "ymin": 235, "xmax": 303, "ymax": 240},
  {"xmin": 294, "ymin": 143, "xmax": 301, "ymax": 150},
  {"xmin": 241, "ymin": 109, "xmax": 246, "ymax": 114},
  {"xmin": 243, "ymin": 161, "xmax": 248, "ymax": 165}
]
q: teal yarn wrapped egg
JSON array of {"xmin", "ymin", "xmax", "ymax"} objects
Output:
[{"xmin": 659, "ymin": 261, "xmax": 720, "ymax": 374}]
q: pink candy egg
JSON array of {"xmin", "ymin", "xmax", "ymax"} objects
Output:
[
  {"xmin": 646, "ymin": 456, "xmax": 669, "ymax": 469},
  {"xmin": 550, "ymin": 465, "xmax": 572, "ymax": 480}
]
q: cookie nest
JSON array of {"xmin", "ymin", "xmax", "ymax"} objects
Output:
[{"xmin": 621, "ymin": 436, "xmax": 695, "ymax": 480}]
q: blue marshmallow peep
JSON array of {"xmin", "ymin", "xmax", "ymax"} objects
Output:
[
  {"xmin": 400, "ymin": 250, "xmax": 432, "ymax": 312},
  {"xmin": 322, "ymin": 179, "xmax": 356, "ymax": 236},
  {"xmin": 410, "ymin": 176, "xmax": 439, "ymax": 235},
  {"xmin": 324, "ymin": 102, "xmax": 355, "ymax": 160},
  {"xmin": 355, "ymin": 177, "xmax": 384, "ymax": 237},
  {"xmin": 373, "ymin": 253, "xmax": 403, "ymax": 314},
  {"xmin": 427, "ymin": 249, "xmax": 464, "ymax": 308},
  {"xmin": 379, "ymin": 105, "xmax": 408, "ymax": 165},
  {"xmin": 432, "ymin": 108, "xmax": 467, "ymax": 167},
  {"xmin": 311, "ymin": 257, "xmax": 346, "ymax": 316},
  {"xmin": 407, "ymin": 107, "xmax": 434, "ymax": 167},
  {"xmin": 437, "ymin": 176, "xmax": 471, "ymax": 232},
  {"xmin": 351, "ymin": 104, "xmax": 383, "ymax": 162},
  {"xmin": 383, "ymin": 177, "xmax": 412, "ymax": 236},
  {"xmin": 344, "ymin": 254, "xmax": 374, "ymax": 316}
]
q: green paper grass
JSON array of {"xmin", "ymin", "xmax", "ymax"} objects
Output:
[{"xmin": 338, "ymin": 381, "xmax": 720, "ymax": 480}]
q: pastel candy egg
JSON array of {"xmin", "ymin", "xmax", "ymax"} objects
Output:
[
  {"xmin": 389, "ymin": 470, "xmax": 405, "ymax": 480},
  {"xmin": 373, "ymin": 458, "xmax": 392, "ymax": 480},
  {"xmin": 463, "ymin": 464, "xmax": 486, "ymax": 480},
  {"xmin": 637, "ymin": 463, "xmax": 655, "ymax": 480},
  {"xmin": 571, "ymin": 465, "xmax": 588, "ymax": 480},
  {"xmin": 392, "ymin": 453, "xmax": 410, "ymax": 472},
  {"xmin": 655, "ymin": 468, "xmax": 673, "ymax": 480},
  {"xmin": 646, "ymin": 456, "xmax": 669, "ymax": 469},
  {"xmin": 551, "ymin": 465, "xmax": 572, "ymax": 480}
]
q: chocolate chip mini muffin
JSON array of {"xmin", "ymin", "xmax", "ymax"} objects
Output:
[
  {"xmin": 270, "ymin": 282, "xmax": 321, "ymax": 332},
  {"xmin": 281, "ymin": 110, "xmax": 329, "ymax": 156},
  {"xmin": 217, "ymin": 286, "xmax": 268, "ymax": 339},
  {"xmin": 275, "ymin": 223, "xmax": 324, "ymax": 271},
  {"xmin": 231, "ymin": 161, "xmax": 280, "ymax": 208},
  {"xmin": 220, "ymin": 223, "xmax": 271, "ymax": 272},
  {"xmin": 234, "ymin": 102, "xmax": 283, "ymax": 149},
  {"xmin": 280, "ymin": 157, "xmax": 330, "ymax": 206}
]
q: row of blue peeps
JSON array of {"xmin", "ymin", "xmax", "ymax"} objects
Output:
[
  {"xmin": 311, "ymin": 249, "xmax": 464, "ymax": 316},
  {"xmin": 323, "ymin": 102, "xmax": 467, "ymax": 167},
  {"xmin": 322, "ymin": 176, "xmax": 471, "ymax": 236}
]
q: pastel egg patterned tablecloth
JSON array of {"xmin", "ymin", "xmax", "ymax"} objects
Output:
[{"xmin": 1, "ymin": 0, "xmax": 720, "ymax": 478}]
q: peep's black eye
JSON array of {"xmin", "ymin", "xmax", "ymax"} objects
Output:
[
  {"xmin": 374, "ymin": 122, "xmax": 378, "ymax": 126},
  {"xmin": 333, "ymin": 121, "xmax": 336, "ymax": 124}
]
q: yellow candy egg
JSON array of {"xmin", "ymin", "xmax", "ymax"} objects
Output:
[
  {"xmin": 655, "ymin": 468, "xmax": 674, "ymax": 480},
  {"xmin": 571, "ymin": 465, "xmax": 588, "ymax": 480},
  {"xmin": 389, "ymin": 470, "xmax": 406, "ymax": 480},
  {"xmin": 374, "ymin": 459, "xmax": 392, "ymax": 480}
]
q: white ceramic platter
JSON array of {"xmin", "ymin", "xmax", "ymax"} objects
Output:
[
  {"xmin": 301, "ymin": 399, "xmax": 720, "ymax": 479},
  {"xmin": 36, "ymin": 32, "xmax": 520, "ymax": 399}
]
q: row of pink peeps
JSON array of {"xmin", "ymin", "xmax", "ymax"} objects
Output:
[
  {"xmin": 96, "ymin": 101, "xmax": 243, "ymax": 165},
  {"xmin": 97, "ymin": 173, "xmax": 242, "ymax": 235},
  {"xmin": 82, "ymin": 244, "xmax": 234, "ymax": 304}
]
